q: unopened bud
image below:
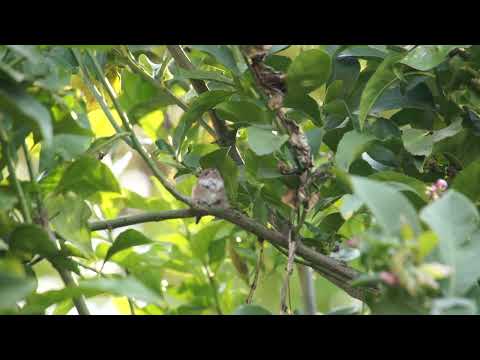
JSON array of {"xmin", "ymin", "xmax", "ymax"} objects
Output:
[
  {"xmin": 379, "ymin": 271, "xmax": 398, "ymax": 286},
  {"xmin": 346, "ymin": 237, "xmax": 360, "ymax": 248},
  {"xmin": 435, "ymin": 179, "xmax": 448, "ymax": 191}
]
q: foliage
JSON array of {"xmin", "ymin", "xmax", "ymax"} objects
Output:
[{"xmin": 1, "ymin": 44, "xmax": 480, "ymax": 315}]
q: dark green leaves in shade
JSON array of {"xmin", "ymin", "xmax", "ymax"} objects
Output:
[
  {"xmin": 9, "ymin": 224, "xmax": 58, "ymax": 258},
  {"xmin": 335, "ymin": 130, "xmax": 375, "ymax": 171},
  {"xmin": 453, "ymin": 159, "xmax": 480, "ymax": 203},
  {"xmin": 287, "ymin": 49, "xmax": 331, "ymax": 95},
  {"xmin": 358, "ymin": 53, "xmax": 406, "ymax": 129},
  {"xmin": 0, "ymin": 82, "xmax": 53, "ymax": 145}
]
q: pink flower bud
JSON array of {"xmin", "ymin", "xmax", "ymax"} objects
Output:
[
  {"xmin": 346, "ymin": 237, "xmax": 360, "ymax": 248},
  {"xmin": 379, "ymin": 271, "xmax": 398, "ymax": 286},
  {"xmin": 435, "ymin": 179, "xmax": 448, "ymax": 191}
]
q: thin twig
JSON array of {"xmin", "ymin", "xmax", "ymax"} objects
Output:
[
  {"xmin": 203, "ymin": 262, "xmax": 223, "ymax": 315},
  {"xmin": 0, "ymin": 123, "xmax": 32, "ymax": 223},
  {"xmin": 85, "ymin": 50, "xmax": 190, "ymax": 205},
  {"xmin": 78, "ymin": 49, "xmax": 378, "ymax": 302},
  {"xmin": 87, "ymin": 207, "xmax": 379, "ymax": 301},
  {"xmin": 166, "ymin": 45, "xmax": 244, "ymax": 166},
  {"xmin": 119, "ymin": 50, "xmax": 217, "ymax": 138},
  {"xmin": 21, "ymin": 140, "xmax": 90, "ymax": 315},
  {"xmin": 246, "ymin": 240, "xmax": 264, "ymax": 304},
  {"xmin": 280, "ymin": 229, "xmax": 298, "ymax": 314}
]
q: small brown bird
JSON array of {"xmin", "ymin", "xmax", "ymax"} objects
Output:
[{"xmin": 191, "ymin": 168, "xmax": 229, "ymax": 223}]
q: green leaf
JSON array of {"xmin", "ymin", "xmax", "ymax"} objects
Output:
[
  {"xmin": 246, "ymin": 126, "xmax": 289, "ymax": 156},
  {"xmin": 431, "ymin": 298, "xmax": 477, "ymax": 315},
  {"xmin": 176, "ymin": 68, "xmax": 234, "ymax": 86},
  {"xmin": 40, "ymin": 133, "xmax": 93, "ymax": 173},
  {"xmin": 0, "ymin": 187, "xmax": 18, "ymax": 211},
  {"xmin": 190, "ymin": 221, "xmax": 231, "ymax": 260},
  {"xmin": 174, "ymin": 90, "xmax": 233, "ymax": 151},
  {"xmin": 329, "ymin": 57, "xmax": 361, "ymax": 96},
  {"xmin": 351, "ymin": 177, "xmax": 421, "ymax": 236},
  {"xmin": 283, "ymin": 93, "xmax": 321, "ymax": 124},
  {"xmin": 104, "ymin": 229, "xmax": 153, "ymax": 264},
  {"xmin": 9, "ymin": 224, "xmax": 58, "ymax": 258},
  {"xmin": 0, "ymin": 258, "xmax": 36, "ymax": 310},
  {"xmin": 232, "ymin": 304, "xmax": 272, "ymax": 315},
  {"xmin": 215, "ymin": 100, "xmax": 271, "ymax": 125},
  {"xmin": 335, "ymin": 130, "xmax": 375, "ymax": 171},
  {"xmin": 401, "ymin": 46, "xmax": 469, "ymax": 71},
  {"xmin": 370, "ymin": 171, "xmax": 428, "ymax": 201},
  {"xmin": 370, "ymin": 82, "xmax": 435, "ymax": 114},
  {"xmin": 79, "ymin": 276, "xmax": 163, "ymax": 304},
  {"xmin": 327, "ymin": 304, "xmax": 362, "ymax": 315},
  {"xmin": 22, "ymin": 276, "xmax": 162, "ymax": 313},
  {"xmin": 402, "ymin": 119, "xmax": 463, "ymax": 157},
  {"xmin": 208, "ymin": 238, "xmax": 226, "ymax": 265},
  {"xmin": 358, "ymin": 53, "xmax": 406, "ymax": 129},
  {"xmin": 189, "ymin": 45, "xmax": 240, "ymax": 74},
  {"xmin": 417, "ymin": 231, "xmax": 439, "ymax": 261},
  {"xmin": 199, "ymin": 148, "xmax": 239, "ymax": 203},
  {"xmin": 65, "ymin": 45, "xmax": 114, "ymax": 52},
  {"xmin": 56, "ymin": 155, "xmax": 121, "ymax": 198},
  {"xmin": 0, "ymin": 82, "xmax": 53, "ymax": 145},
  {"xmin": 402, "ymin": 128, "xmax": 433, "ymax": 156},
  {"xmin": 453, "ymin": 159, "xmax": 480, "ymax": 202},
  {"xmin": 420, "ymin": 190, "xmax": 480, "ymax": 296},
  {"xmin": 6, "ymin": 45, "xmax": 43, "ymax": 64},
  {"xmin": 287, "ymin": 49, "xmax": 331, "ymax": 94},
  {"xmin": 46, "ymin": 193, "xmax": 92, "ymax": 254}
]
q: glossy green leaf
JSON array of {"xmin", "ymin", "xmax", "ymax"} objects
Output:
[
  {"xmin": 335, "ymin": 130, "xmax": 375, "ymax": 171},
  {"xmin": 401, "ymin": 46, "xmax": 469, "ymax": 71},
  {"xmin": 189, "ymin": 45, "xmax": 240, "ymax": 74},
  {"xmin": 287, "ymin": 49, "xmax": 331, "ymax": 94},
  {"xmin": 358, "ymin": 53, "xmax": 406, "ymax": 129},
  {"xmin": 402, "ymin": 118, "xmax": 463, "ymax": 156},
  {"xmin": 104, "ymin": 229, "xmax": 153, "ymax": 264}
]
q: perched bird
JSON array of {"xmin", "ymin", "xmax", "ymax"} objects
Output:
[{"xmin": 191, "ymin": 168, "xmax": 229, "ymax": 223}]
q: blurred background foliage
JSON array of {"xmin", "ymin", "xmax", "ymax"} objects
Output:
[{"xmin": 1, "ymin": 45, "xmax": 480, "ymax": 315}]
